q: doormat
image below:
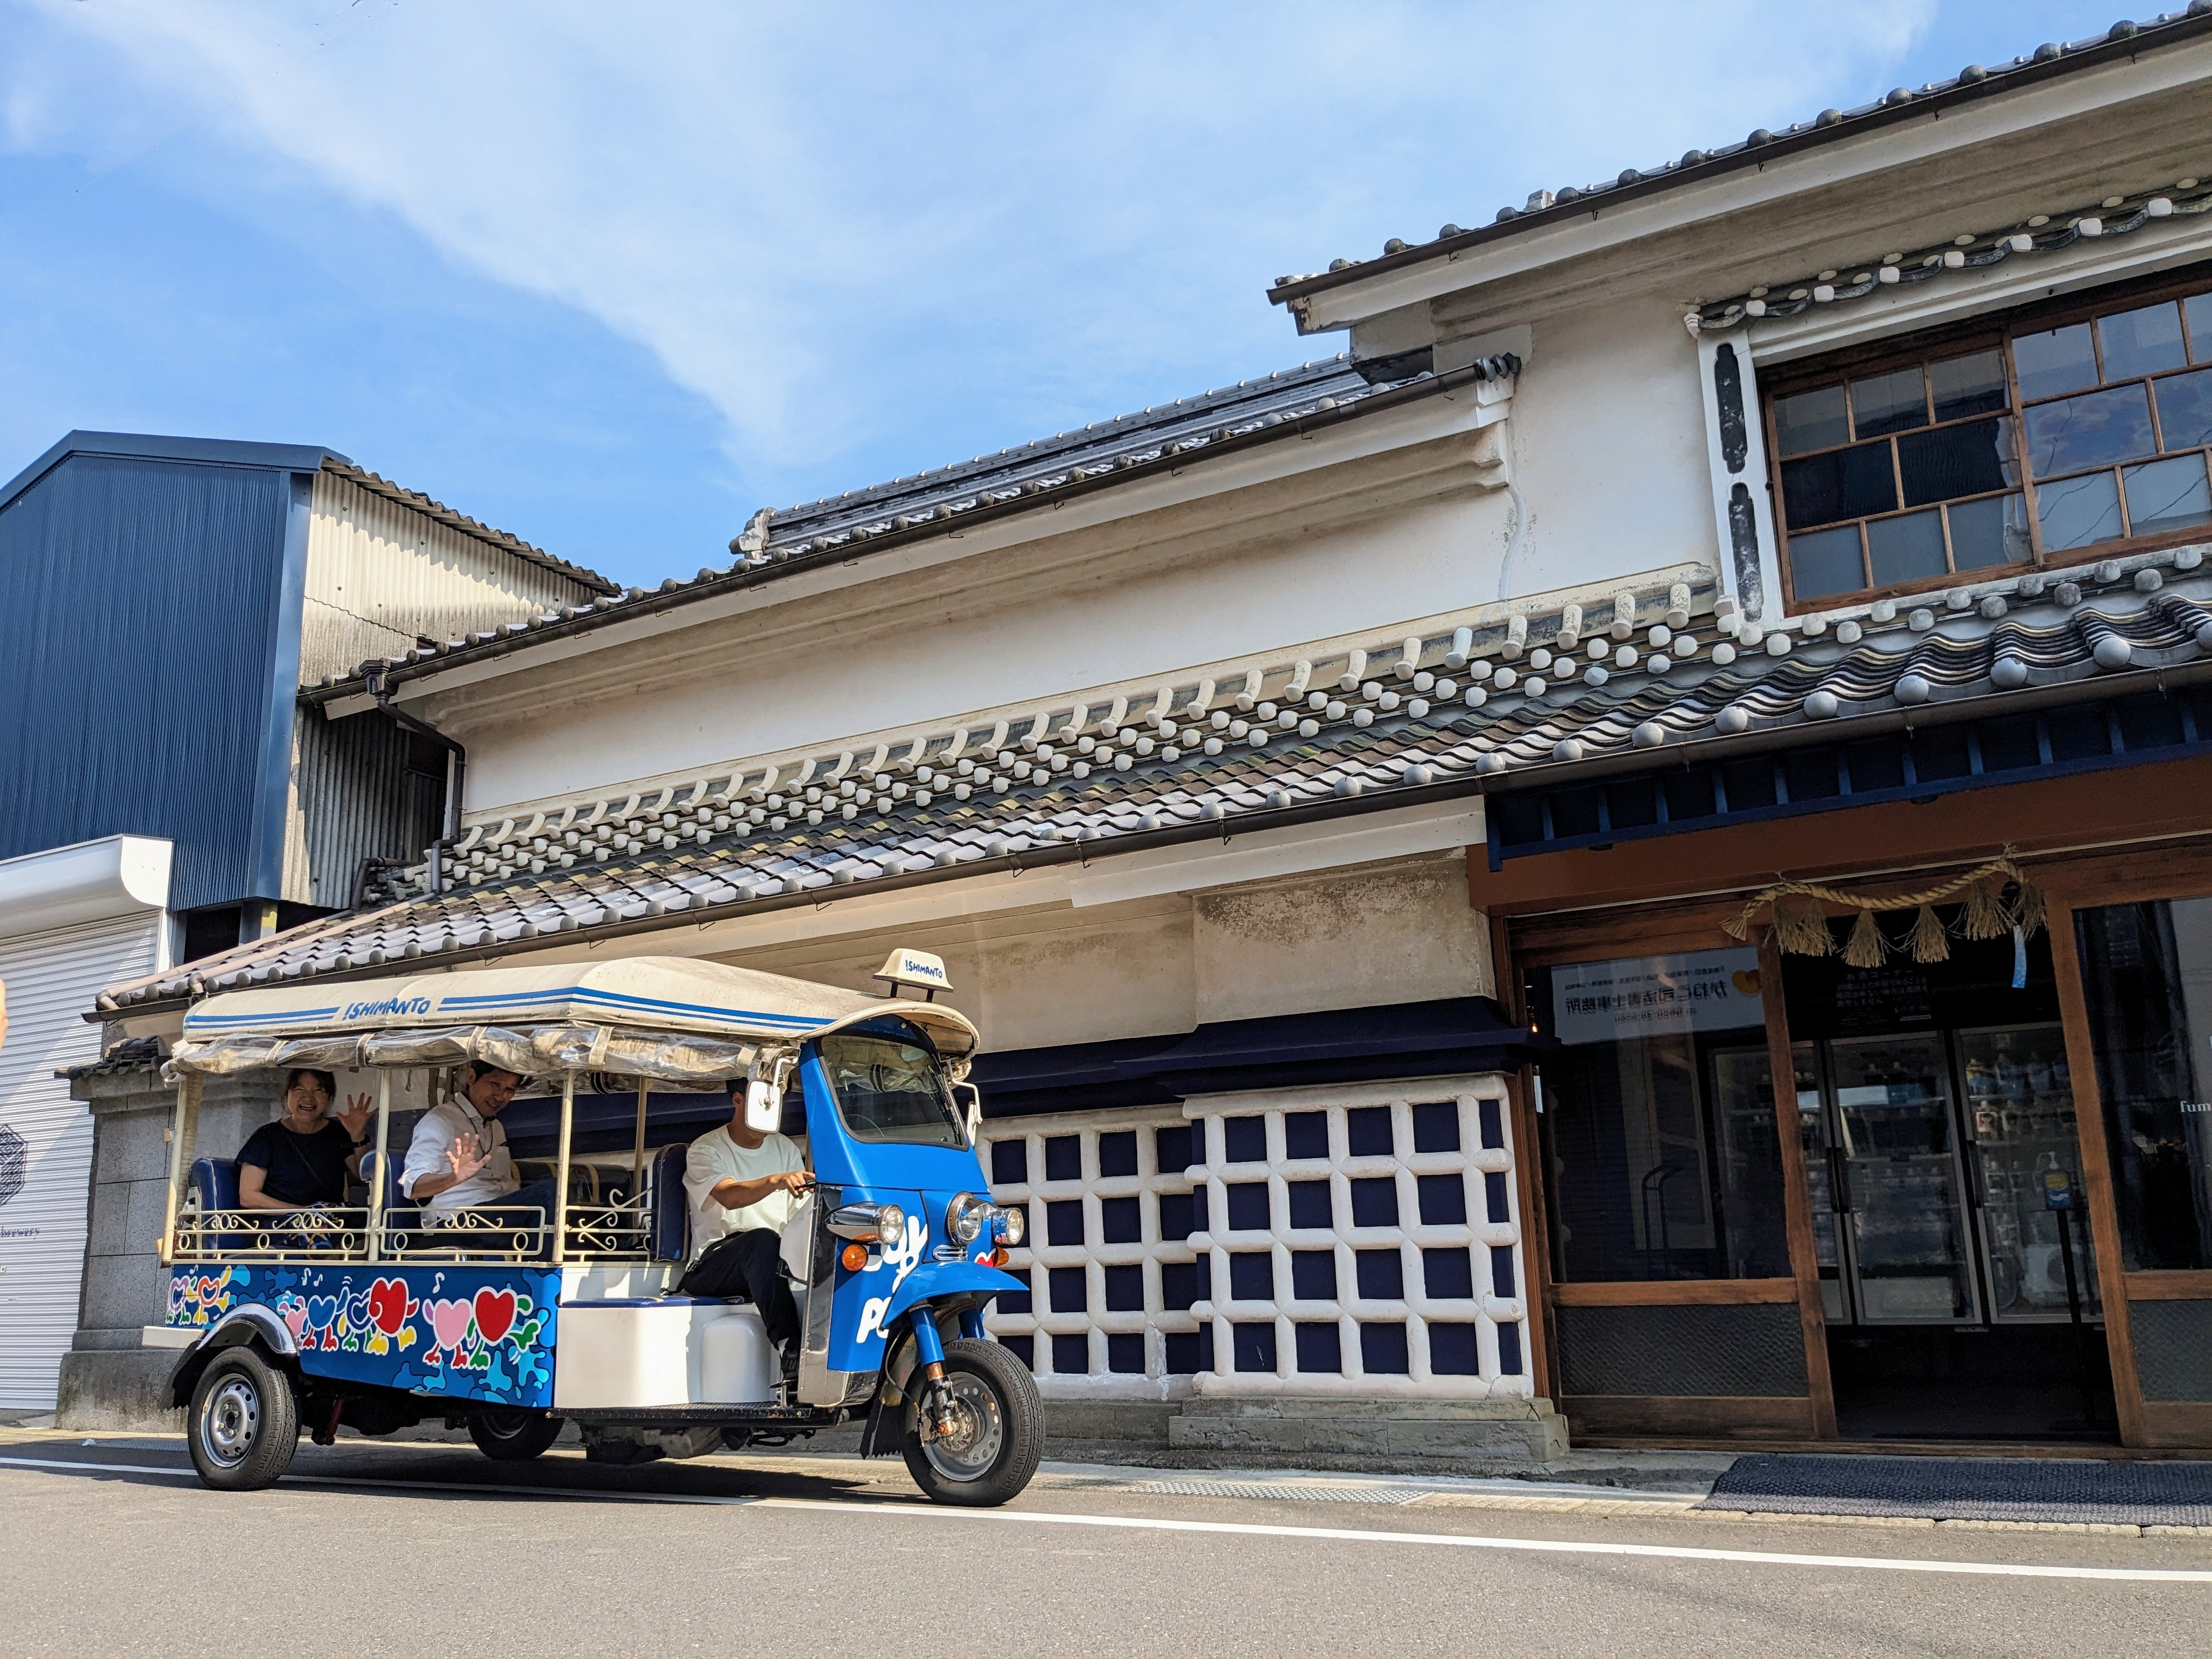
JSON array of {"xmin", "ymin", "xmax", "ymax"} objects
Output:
[{"xmin": 1699, "ymin": 1454, "xmax": 2212, "ymax": 1527}]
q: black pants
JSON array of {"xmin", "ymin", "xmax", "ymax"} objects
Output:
[{"xmin": 677, "ymin": 1228, "xmax": 799, "ymax": 1346}]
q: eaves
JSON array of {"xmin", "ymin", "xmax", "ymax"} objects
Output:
[
  {"xmin": 307, "ymin": 362, "xmax": 1493, "ymax": 716},
  {"xmin": 1268, "ymin": 13, "xmax": 2212, "ymax": 330}
]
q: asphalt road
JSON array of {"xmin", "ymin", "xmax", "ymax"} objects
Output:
[{"xmin": 3, "ymin": 1432, "xmax": 2209, "ymax": 1657}]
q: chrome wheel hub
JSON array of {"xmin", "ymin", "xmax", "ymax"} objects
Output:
[
  {"xmin": 202, "ymin": 1376, "xmax": 260, "ymax": 1467},
  {"xmin": 921, "ymin": 1374, "xmax": 1004, "ymax": 1482}
]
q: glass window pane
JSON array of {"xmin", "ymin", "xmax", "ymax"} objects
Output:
[
  {"xmin": 1788, "ymin": 524, "xmax": 1866, "ymax": 600},
  {"xmin": 1897, "ymin": 416, "xmax": 2018, "ymax": 505},
  {"xmin": 1929, "ymin": 350, "xmax": 2008, "ymax": 421},
  {"xmin": 1781, "ymin": 441, "xmax": 1898, "ymax": 527},
  {"xmin": 2123, "ymin": 454, "xmax": 2212, "ymax": 537},
  {"xmin": 2098, "ymin": 301, "xmax": 2188, "ymax": 381},
  {"xmin": 2014, "ymin": 321, "xmax": 2098, "ymax": 399},
  {"xmin": 1849, "ymin": 365, "xmax": 1928, "ymax": 438},
  {"xmin": 1535, "ymin": 951, "xmax": 1787, "ymax": 1282},
  {"xmin": 2154, "ymin": 365, "xmax": 2212, "ymax": 452},
  {"xmin": 2023, "ymin": 384, "xmax": 2155, "ymax": 477},
  {"xmin": 2074, "ymin": 898, "xmax": 2212, "ymax": 1270},
  {"xmin": 2189, "ymin": 291, "xmax": 2212, "ymax": 363},
  {"xmin": 1944, "ymin": 493, "xmax": 2032, "ymax": 571},
  {"xmin": 1774, "ymin": 383, "xmax": 1849, "ymax": 456},
  {"xmin": 1865, "ymin": 509, "xmax": 1948, "ymax": 585},
  {"xmin": 2035, "ymin": 469, "xmax": 2126, "ymax": 551}
]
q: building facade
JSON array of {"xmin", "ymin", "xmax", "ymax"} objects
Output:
[
  {"xmin": 72, "ymin": 14, "xmax": 2212, "ymax": 1454},
  {"xmin": 0, "ymin": 432, "xmax": 610, "ymax": 1412}
]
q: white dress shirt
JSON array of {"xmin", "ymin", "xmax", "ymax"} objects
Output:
[{"xmin": 400, "ymin": 1097, "xmax": 520, "ymax": 1220}]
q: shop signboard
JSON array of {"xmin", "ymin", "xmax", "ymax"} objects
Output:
[{"xmin": 1550, "ymin": 947, "xmax": 1764, "ymax": 1046}]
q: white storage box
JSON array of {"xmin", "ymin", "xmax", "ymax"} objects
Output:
[{"xmin": 551, "ymin": 1298, "xmax": 771, "ymax": 1409}]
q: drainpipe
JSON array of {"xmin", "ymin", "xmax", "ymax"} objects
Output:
[{"xmin": 364, "ymin": 669, "xmax": 467, "ymax": 899}]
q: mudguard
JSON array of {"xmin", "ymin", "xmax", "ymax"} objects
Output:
[
  {"xmin": 168, "ymin": 1305, "xmax": 297, "ymax": 1406},
  {"xmin": 881, "ymin": 1260, "xmax": 1024, "ymax": 1330}
]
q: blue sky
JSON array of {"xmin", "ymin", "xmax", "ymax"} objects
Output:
[{"xmin": 0, "ymin": 1, "xmax": 2149, "ymax": 589}]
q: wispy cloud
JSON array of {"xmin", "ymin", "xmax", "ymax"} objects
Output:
[{"xmin": 5, "ymin": 0, "xmax": 1946, "ymax": 509}]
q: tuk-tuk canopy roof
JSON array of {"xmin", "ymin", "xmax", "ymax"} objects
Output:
[{"xmin": 171, "ymin": 956, "xmax": 979, "ymax": 1084}]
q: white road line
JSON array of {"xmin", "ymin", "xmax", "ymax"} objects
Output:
[{"xmin": 3, "ymin": 1454, "xmax": 2207, "ymax": 1584}]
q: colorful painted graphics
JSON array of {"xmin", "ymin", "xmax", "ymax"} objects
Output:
[{"xmin": 166, "ymin": 1263, "xmax": 561, "ymax": 1408}]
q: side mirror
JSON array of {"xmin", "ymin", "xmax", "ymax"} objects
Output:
[
  {"xmin": 744, "ymin": 1077, "xmax": 782, "ymax": 1133},
  {"xmin": 950, "ymin": 1081, "xmax": 981, "ymax": 1148}
]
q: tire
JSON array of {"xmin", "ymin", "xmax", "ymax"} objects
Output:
[
  {"xmin": 469, "ymin": 1408, "xmax": 564, "ymax": 1462},
  {"xmin": 901, "ymin": 1336, "xmax": 1043, "ymax": 1508},
  {"xmin": 187, "ymin": 1347, "xmax": 300, "ymax": 1492}
]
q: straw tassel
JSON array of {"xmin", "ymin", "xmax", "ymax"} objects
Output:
[
  {"xmin": 1908, "ymin": 902, "xmax": 1951, "ymax": 964},
  {"xmin": 1843, "ymin": 906, "xmax": 1887, "ymax": 969},
  {"xmin": 1960, "ymin": 878, "xmax": 2008, "ymax": 941},
  {"xmin": 2010, "ymin": 876, "xmax": 2047, "ymax": 939},
  {"xmin": 1774, "ymin": 896, "xmax": 1832, "ymax": 957}
]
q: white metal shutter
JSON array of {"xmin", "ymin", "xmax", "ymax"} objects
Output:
[{"xmin": 0, "ymin": 914, "xmax": 163, "ymax": 1410}]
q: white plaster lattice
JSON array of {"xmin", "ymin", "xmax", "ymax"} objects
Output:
[{"xmin": 982, "ymin": 1076, "xmax": 1530, "ymax": 1401}]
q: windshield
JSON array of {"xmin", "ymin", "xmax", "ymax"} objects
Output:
[{"xmin": 820, "ymin": 1030, "xmax": 966, "ymax": 1147}]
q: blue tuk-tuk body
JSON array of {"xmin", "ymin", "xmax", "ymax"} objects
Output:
[{"xmin": 155, "ymin": 956, "xmax": 1041, "ymax": 1504}]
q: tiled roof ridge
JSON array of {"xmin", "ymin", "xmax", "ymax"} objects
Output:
[
  {"xmin": 1691, "ymin": 172, "xmax": 2212, "ymax": 335},
  {"xmin": 1269, "ymin": 9, "xmax": 2212, "ymax": 306},
  {"xmin": 304, "ymin": 356, "xmax": 1503, "ymax": 703},
  {"xmin": 322, "ymin": 459, "xmax": 618, "ymax": 596},
  {"xmin": 105, "ymin": 538, "xmax": 2212, "ymax": 1015},
  {"xmin": 769, "ymin": 356, "xmax": 1357, "ymax": 521}
]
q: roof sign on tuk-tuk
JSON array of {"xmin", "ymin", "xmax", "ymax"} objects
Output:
[{"xmin": 873, "ymin": 948, "xmax": 951, "ymax": 1000}]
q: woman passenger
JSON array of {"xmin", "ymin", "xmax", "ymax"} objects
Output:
[{"xmin": 236, "ymin": 1069, "xmax": 373, "ymax": 1215}]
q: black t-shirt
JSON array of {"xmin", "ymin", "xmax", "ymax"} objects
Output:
[{"xmin": 238, "ymin": 1120, "xmax": 357, "ymax": 1206}]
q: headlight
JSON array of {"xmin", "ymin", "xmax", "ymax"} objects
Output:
[
  {"xmin": 946, "ymin": 1191, "xmax": 986, "ymax": 1246},
  {"xmin": 998, "ymin": 1204, "xmax": 1025, "ymax": 1246},
  {"xmin": 827, "ymin": 1202, "xmax": 907, "ymax": 1245}
]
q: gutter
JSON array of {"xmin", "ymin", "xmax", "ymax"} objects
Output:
[
  {"xmin": 364, "ymin": 667, "xmax": 467, "ymax": 896},
  {"xmin": 108, "ymin": 652, "xmax": 2212, "ymax": 1020},
  {"xmin": 1266, "ymin": 12, "xmax": 2212, "ymax": 313},
  {"xmin": 301, "ymin": 362, "xmax": 1488, "ymax": 708}
]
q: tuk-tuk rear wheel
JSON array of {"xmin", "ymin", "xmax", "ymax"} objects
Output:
[
  {"xmin": 901, "ymin": 1337, "xmax": 1043, "ymax": 1508},
  {"xmin": 469, "ymin": 1408, "xmax": 564, "ymax": 1462},
  {"xmin": 187, "ymin": 1347, "xmax": 300, "ymax": 1492}
]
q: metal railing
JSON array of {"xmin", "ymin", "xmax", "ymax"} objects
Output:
[{"xmin": 170, "ymin": 1193, "xmax": 654, "ymax": 1266}]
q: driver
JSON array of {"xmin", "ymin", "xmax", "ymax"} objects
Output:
[{"xmin": 676, "ymin": 1078, "xmax": 808, "ymax": 1353}]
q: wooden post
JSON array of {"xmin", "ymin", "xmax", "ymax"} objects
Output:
[
  {"xmin": 2046, "ymin": 896, "xmax": 2147, "ymax": 1446},
  {"xmin": 551, "ymin": 1071, "xmax": 575, "ymax": 1265},
  {"xmin": 159, "ymin": 1073, "xmax": 200, "ymax": 1267},
  {"xmin": 1758, "ymin": 934, "xmax": 1837, "ymax": 1438},
  {"xmin": 366, "ymin": 1070, "xmax": 392, "ymax": 1265}
]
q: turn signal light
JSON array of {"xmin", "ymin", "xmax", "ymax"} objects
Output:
[
  {"xmin": 840, "ymin": 1242, "xmax": 871, "ymax": 1271},
  {"xmin": 988, "ymin": 1246, "xmax": 1009, "ymax": 1267}
]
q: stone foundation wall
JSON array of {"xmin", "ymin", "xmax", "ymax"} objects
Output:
[{"xmin": 59, "ymin": 1069, "xmax": 280, "ymax": 1430}]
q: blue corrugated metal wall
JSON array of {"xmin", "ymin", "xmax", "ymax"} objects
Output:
[{"xmin": 0, "ymin": 454, "xmax": 295, "ymax": 912}]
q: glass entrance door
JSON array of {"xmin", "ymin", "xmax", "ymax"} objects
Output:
[
  {"xmin": 1955, "ymin": 1023, "xmax": 2098, "ymax": 1322},
  {"xmin": 1824, "ymin": 1034, "xmax": 1982, "ymax": 1323}
]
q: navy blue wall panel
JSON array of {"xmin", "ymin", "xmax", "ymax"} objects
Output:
[{"xmin": 0, "ymin": 455, "xmax": 291, "ymax": 911}]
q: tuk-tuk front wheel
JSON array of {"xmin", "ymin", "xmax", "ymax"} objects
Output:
[
  {"xmin": 469, "ymin": 1408, "xmax": 564, "ymax": 1462},
  {"xmin": 901, "ymin": 1337, "xmax": 1043, "ymax": 1508},
  {"xmin": 187, "ymin": 1348, "xmax": 300, "ymax": 1492}
]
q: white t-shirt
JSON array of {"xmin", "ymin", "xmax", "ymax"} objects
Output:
[
  {"xmin": 682, "ymin": 1126, "xmax": 805, "ymax": 1263},
  {"xmin": 400, "ymin": 1097, "xmax": 520, "ymax": 1220}
]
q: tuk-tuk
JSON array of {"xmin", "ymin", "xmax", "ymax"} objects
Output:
[{"xmin": 149, "ymin": 950, "xmax": 1040, "ymax": 1506}]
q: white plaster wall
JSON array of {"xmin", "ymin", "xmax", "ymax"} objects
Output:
[
  {"xmin": 1191, "ymin": 853, "xmax": 1491, "ymax": 1024},
  {"xmin": 1493, "ymin": 296, "xmax": 1718, "ymax": 604},
  {"xmin": 709, "ymin": 851, "xmax": 1486, "ymax": 1053},
  {"xmin": 722, "ymin": 896, "xmax": 1197, "ymax": 1053},
  {"xmin": 433, "ymin": 433, "xmax": 1516, "ymax": 817}
]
